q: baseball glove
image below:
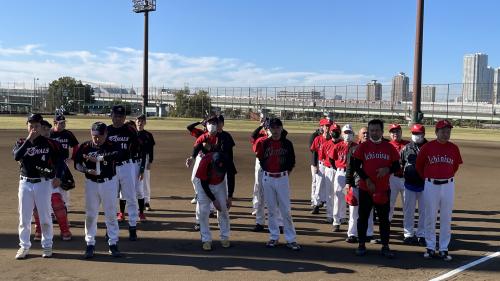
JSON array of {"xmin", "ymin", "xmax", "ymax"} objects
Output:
[{"xmin": 60, "ymin": 165, "xmax": 76, "ymax": 191}]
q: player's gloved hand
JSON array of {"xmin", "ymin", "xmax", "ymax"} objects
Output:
[
  {"xmin": 185, "ymin": 157, "xmax": 193, "ymax": 168},
  {"xmin": 213, "ymin": 199, "xmax": 222, "ymax": 211},
  {"xmin": 376, "ymin": 167, "xmax": 390, "ymax": 178},
  {"xmin": 226, "ymin": 197, "xmax": 232, "ymax": 210},
  {"xmin": 52, "ymin": 178, "xmax": 61, "ymax": 188},
  {"xmin": 366, "ymin": 178, "xmax": 376, "ymax": 193}
]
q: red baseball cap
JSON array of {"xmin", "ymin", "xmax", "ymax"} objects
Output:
[
  {"xmin": 410, "ymin": 124, "xmax": 425, "ymax": 134},
  {"xmin": 435, "ymin": 120, "xmax": 453, "ymax": 129},
  {"xmin": 330, "ymin": 123, "xmax": 341, "ymax": 132},
  {"xmin": 319, "ymin": 118, "xmax": 332, "ymax": 127},
  {"xmin": 389, "ymin": 123, "xmax": 401, "ymax": 132}
]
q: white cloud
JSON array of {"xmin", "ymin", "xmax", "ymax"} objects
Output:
[{"xmin": 0, "ymin": 44, "xmax": 375, "ymax": 88}]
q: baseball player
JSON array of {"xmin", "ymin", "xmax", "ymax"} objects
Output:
[
  {"xmin": 308, "ymin": 123, "xmax": 325, "ymax": 208},
  {"xmin": 74, "ymin": 122, "xmax": 122, "ymax": 258},
  {"xmin": 310, "ymin": 118, "xmax": 333, "ymax": 215},
  {"xmin": 186, "ymin": 119, "xmax": 206, "ymax": 204},
  {"xmin": 353, "ymin": 119, "xmax": 400, "ymax": 258},
  {"xmin": 344, "ymin": 126, "xmax": 375, "ymax": 243},
  {"xmin": 50, "ymin": 114, "xmax": 79, "ymax": 209},
  {"xmin": 117, "ymin": 120, "xmax": 147, "ymax": 222},
  {"xmin": 13, "ymin": 114, "xmax": 65, "ymax": 259},
  {"xmin": 417, "ymin": 120, "xmax": 462, "ymax": 261},
  {"xmin": 400, "ymin": 124, "xmax": 428, "ymax": 246},
  {"xmin": 32, "ymin": 120, "xmax": 72, "ymax": 241},
  {"xmin": 250, "ymin": 118, "xmax": 284, "ymax": 233},
  {"xmin": 107, "ymin": 105, "xmax": 140, "ymax": 241},
  {"xmin": 388, "ymin": 124, "xmax": 409, "ymax": 222},
  {"xmin": 328, "ymin": 124, "xmax": 356, "ymax": 232},
  {"xmin": 136, "ymin": 114, "xmax": 156, "ymax": 211},
  {"xmin": 195, "ymin": 152, "xmax": 231, "ymax": 251},
  {"xmin": 215, "ymin": 115, "xmax": 238, "ymax": 197},
  {"xmin": 255, "ymin": 118, "xmax": 301, "ymax": 251}
]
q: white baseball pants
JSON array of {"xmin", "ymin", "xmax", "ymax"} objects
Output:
[
  {"xmin": 116, "ymin": 161, "xmax": 138, "ymax": 227},
  {"xmin": 196, "ymin": 180, "xmax": 230, "ymax": 243},
  {"xmin": 347, "ymin": 187, "xmax": 374, "ymax": 238},
  {"xmin": 424, "ymin": 179, "xmax": 454, "ymax": 251},
  {"xmin": 403, "ymin": 189, "xmax": 425, "ymax": 238},
  {"xmin": 262, "ymin": 173, "xmax": 297, "ymax": 243},
  {"xmin": 332, "ymin": 169, "xmax": 346, "ymax": 225},
  {"xmin": 18, "ymin": 178, "xmax": 53, "ymax": 249},
  {"xmin": 84, "ymin": 177, "xmax": 120, "ymax": 246},
  {"xmin": 389, "ymin": 175, "xmax": 405, "ymax": 221},
  {"xmin": 253, "ymin": 158, "xmax": 283, "ymax": 226}
]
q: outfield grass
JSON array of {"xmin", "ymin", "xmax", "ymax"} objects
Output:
[{"xmin": 2, "ymin": 116, "xmax": 499, "ymax": 142}]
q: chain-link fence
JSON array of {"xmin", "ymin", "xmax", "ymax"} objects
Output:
[{"xmin": 1, "ymin": 82, "xmax": 499, "ymax": 128}]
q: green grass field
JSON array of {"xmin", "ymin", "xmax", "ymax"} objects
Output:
[{"xmin": 2, "ymin": 115, "xmax": 499, "ymax": 142}]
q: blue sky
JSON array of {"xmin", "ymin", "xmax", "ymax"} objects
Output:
[{"xmin": 1, "ymin": 0, "xmax": 499, "ymax": 87}]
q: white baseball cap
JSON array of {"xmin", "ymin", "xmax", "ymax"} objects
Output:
[{"xmin": 342, "ymin": 124, "xmax": 353, "ymax": 132}]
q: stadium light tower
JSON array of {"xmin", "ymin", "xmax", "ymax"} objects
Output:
[{"xmin": 132, "ymin": 0, "xmax": 156, "ymax": 115}]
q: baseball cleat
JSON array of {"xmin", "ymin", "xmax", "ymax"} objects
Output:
[
  {"xmin": 128, "ymin": 226, "xmax": 137, "ymax": 241},
  {"xmin": 252, "ymin": 224, "xmax": 264, "ymax": 232},
  {"xmin": 145, "ymin": 202, "xmax": 152, "ymax": 211},
  {"xmin": 209, "ymin": 211, "xmax": 217, "ymax": 218},
  {"xmin": 266, "ymin": 239, "xmax": 278, "ymax": 248},
  {"xmin": 424, "ymin": 249, "xmax": 436, "ymax": 259},
  {"xmin": 139, "ymin": 213, "xmax": 147, "ymax": 222},
  {"xmin": 84, "ymin": 245, "xmax": 95, "ymax": 259},
  {"xmin": 61, "ymin": 231, "xmax": 72, "ymax": 241},
  {"xmin": 190, "ymin": 197, "xmax": 197, "ymax": 204},
  {"xmin": 311, "ymin": 205, "xmax": 320, "ymax": 214},
  {"xmin": 42, "ymin": 247, "xmax": 52, "ymax": 258},
  {"xmin": 221, "ymin": 240, "xmax": 231, "ymax": 248},
  {"xmin": 346, "ymin": 236, "xmax": 358, "ymax": 243},
  {"xmin": 202, "ymin": 242, "xmax": 212, "ymax": 251},
  {"xmin": 15, "ymin": 247, "xmax": 29, "ymax": 260},
  {"xmin": 403, "ymin": 236, "xmax": 416, "ymax": 245},
  {"xmin": 193, "ymin": 224, "xmax": 200, "ymax": 231},
  {"xmin": 332, "ymin": 225, "xmax": 341, "ymax": 232},
  {"xmin": 355, "ymin": 245, "xmax": 367, "ymax": 256},
  {"xmin": 325, "ymin": 217, "xmax": 333, "ymax": 224},
  {"xmin": 34, "ymin": 232, "xmax": 42, "ymax": 241},
  {"xmin": 380, "ymin": 246, "xmax": 395, "ymax": 258},
  {"xmin": 439, "ymin": 251, "xmax": 452, "ymax": 261},
  {"xmin": 418, "ymin": 237, "xmax": 426, "ymax": 247},
  {"xmin": 251, "ymin": 210, "xmax": 257, "ymax": 216},
  {"xmin": 108, "ymin": 244, "xmax": 122, "ymax": 257},
  {"xmin": 286, "ymin": 242, "xmax": 301, "ymax": 251}
]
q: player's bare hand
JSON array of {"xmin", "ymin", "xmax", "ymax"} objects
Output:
[
  {"xmin": 27, "ymin": 129, "xmax": 38, "ymax": 142},
  {"xmin": 138, "ymin": 173, "xmax": 144, "ymax": 181},
  {"xmin": 226, "ymin": 197, "xmax": 232, "ymax": 210},
  {"xmin": 86, "ymin": 169, "xmax": 98, "ymax": 176},
  {"xmin": 344, "ymin": 184, "xmax": 351, "ymax": 193},
  {"xmin": 213, "ymin": 199, "xmax": 222, "ymax": 211},
  {"xmin": 52, "ymin": 178, "xmax": 61, "ymax": 187},
  {"xmin": 185, "ymin": 157, "xmax": 193, "ymax": 168},
  {"xmin": 376, "ymin": 167, "xmax": 390, "ymax": 178},
  {"xmin": 366, "ymin": 178, "xmax": 376, "ymax": 193}
]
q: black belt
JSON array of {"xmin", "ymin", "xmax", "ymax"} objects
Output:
[
  {"xmin": 427, "ymin": 178, "xmax": 453, "ymax": 185},
  {"xmin": 20, "ymin": 176, "xmax": 48, "ymax": 183},
  {"xmin": 116, "ymin": 159, "xmax": 133, "ymax": 166},
  {"xmin": 89, "ymin": 177, "xmax": 113, "ymax": 183},
  {"xmin": 264, "ymin": 171, "xmax": 288, "ymax": 178}
]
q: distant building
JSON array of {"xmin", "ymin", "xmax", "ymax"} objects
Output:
[
  {"xmin": 422, "ymin": 86, "xmax": 436, "ymax": 102},
  {"xmin": 462, "ymin": 53, "xmax": 494, "ymax": 102},
  {"xmin": 494, "ymin": 68, "xmax": 500, "ymax": 104},
  {"xmin": 277, "ymin": 90, "xmax": 323, "ymax": 99},
  {"xmin": 391, "ymin": 72, "xmax": 410, "ymax": 103},
  {"xmin": 366, "ymin": 80, "xmax": 382, "ymax": 101}
]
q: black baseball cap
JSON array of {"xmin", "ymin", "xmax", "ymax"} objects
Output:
[
  {"xmin": 54, "ymin": 115, "xmax": 66, "ymax": 122},
  {"xmin": 40, "ymin": 120, "xmax": 52, "ymax": 128},
  {"xmin": 27, "ymin": 113, "xmax": 43, "ymax": 123},
  {"xmin": 111, "ymin": 105, "xmax": 126, "ymax": 116},
  {"xmin": 91, "ymin": 122, "xmax": 107, "ymax": 136},
  {"xmin": 218, "ymin": 115, "xmax": 225, "ymax": 123},
  {"xmin": 206, "ymin": 115, "xmax": 219, "ymax": 124},
  {"xmin": 136, "ymin": 114, "xmax": 146, "ymax": 120},
  {"xmin": 269, "ymin": 118, "xmax": 283, "ymax": 127}
]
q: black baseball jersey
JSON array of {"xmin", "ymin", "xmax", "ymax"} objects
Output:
[
  {"xmin": 106, "ymin": 124, "xmax": 139, "ymax": 163},
  {"xmin": 138, "ymin": 130, "xmax": 155, "ymax": 163},
  {"xmin": 13, "ymin": 136, "xmax": 65, "ymax": 179},
  {"xmin": 50, "ymin": 129, "xmax": 79, "ymax": 159},
  {"xmin": 74, "ymin": 140, "xmax": 119, "ymax": 181}
]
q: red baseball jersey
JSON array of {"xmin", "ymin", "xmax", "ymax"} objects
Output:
[
  {"xmin": 389, "ymin": 139, "xmax": 410, "ymax": 153},
  {"xmin": 330, "ymin": 141, "xmax": 358, "ymax": 169},
  {"xmin": 195, "ymin": 153, "xmax": 225, "ymax": 185},
  {"xmin": 189, "ymin": 128, "xmax": 205, "ymax": 138},
  {"xmin": 310, "ymin": 135, "xmax": 328, "ymax": 162},
  {"xmin": 252, "ymin": 135, "xmax": 268, "ymax": 153},
  {"xmin": 416, "ymin": 140, "xmax": 462, "ymax": 179},
  {"xmin": 320, "ymin": 139, "xmax": 336, "ymax": 168},
  {"xmin": 194, "ymin": 132, "xmax": 218, "ymax": 147},
  {"xmin": 353, "ymin": 140, "xmax": 400, "ymax": 192}
]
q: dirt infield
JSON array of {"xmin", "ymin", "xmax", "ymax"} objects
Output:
[{"xmin": 1, "ymin": 129, "xmax": 499, "ymax": 281}]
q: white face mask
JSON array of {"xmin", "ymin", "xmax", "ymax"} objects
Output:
[
  {"xmin": 266, "ymin": 129, "xmax": 272, "ymax": 137},
  {"xmin": 207, "ymin": 124, "xmax": 217, "ymax": 134},
  {"xmin": 412, "ymin": 134, "xmax": 424, "ymax": 144},
  {"xmin": 343, "ymin": 133, "xmax": 354, "ymax": 142}
]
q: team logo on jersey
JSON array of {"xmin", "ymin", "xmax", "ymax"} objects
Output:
[
  {"xmin": 108, "ymin": 135, "xmax": 129, "ymax": 142},
  {"xmin": 264, "ymin": 147, "xmax": 287, "ymax": 158},
  {"xmin": 364, "ymin": 152, "xmax": 389, "ymax": 161},
  {"xmin": 52, "ymin": 137, "xmax": 68, "ymax": 144},
  {"xmin": 26, "ymin": 147, "xmax": 50, "ymax": 156},
  {"xmin": 427, "ymin": 154, "xmax": 454, "ymax": 165}
]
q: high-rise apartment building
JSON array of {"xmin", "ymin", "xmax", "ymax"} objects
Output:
[
  {"xmin": 422, "ymin": 86, "xmax": 436, "ymax": 102},
  {"xmin": 366, "ymin": 80, "xmax": 382, "ymax": 101},
  {"xmin": 462, "ymin": 53, "xmax": 494, "ymax": 102},
  {"xmin": 391, "ymin": 72, "xmax": 410, "ymax": 103},
  {"xmin": 494, "ymin": 68, "xmax": 500, "ymax": 104}
]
